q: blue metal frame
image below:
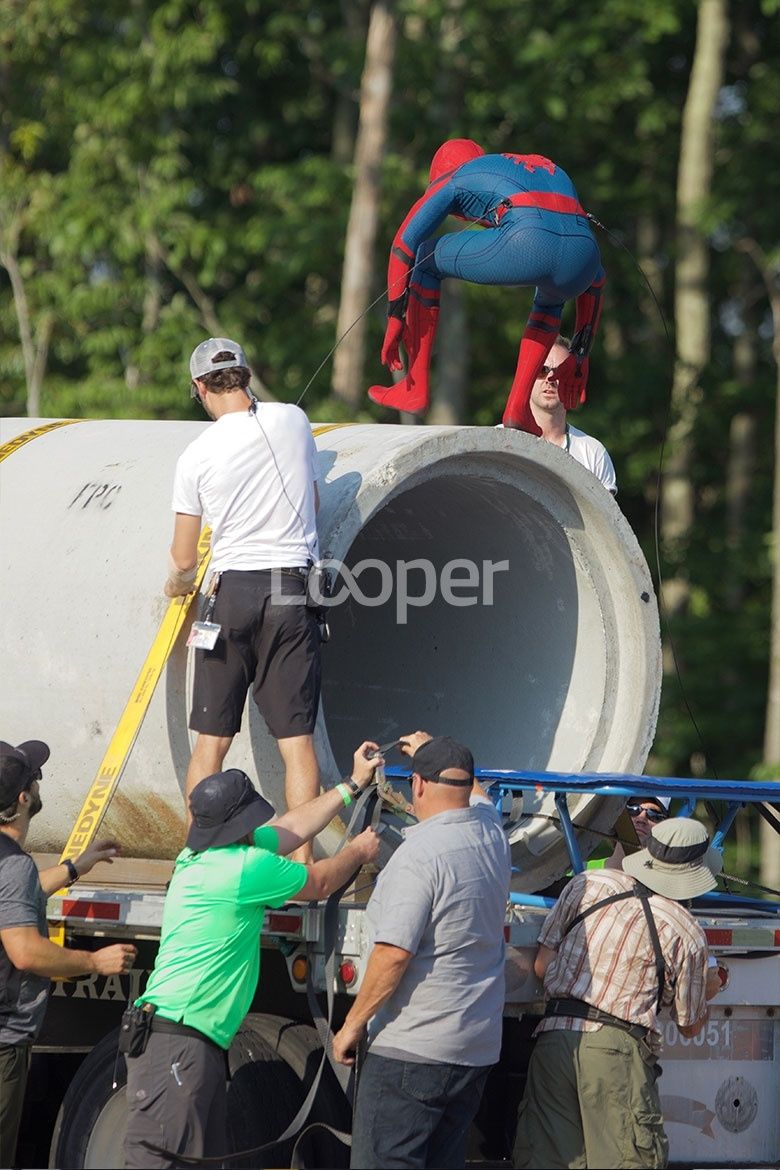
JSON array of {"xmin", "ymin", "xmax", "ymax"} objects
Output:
[
  {"xmin": 555, "ymin": 792, "xmax": 584, "ymax": 873},
  {"xmin": 383, "ymin": 767, "xmax": 780, "ymax": 829},
  {"xmin": 383, "ymin": 767, "xmax": 780, "ymax": 911}
]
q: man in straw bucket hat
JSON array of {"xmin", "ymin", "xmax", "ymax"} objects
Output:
[{"xmin": 514, "ymin": 817, "xmax": 725, "ymax": 1169}]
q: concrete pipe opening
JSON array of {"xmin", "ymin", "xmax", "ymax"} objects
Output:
[{"xmin": 0, "ymin": 420, "xmax": 660, "ymax": 890}]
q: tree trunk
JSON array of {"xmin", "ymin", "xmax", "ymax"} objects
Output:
[
  {"xmin": 759, "ymin": 342, "xmax": 780, "ymax": 889},
  {"xmin": 429, "ymin": 280, "xmax": 468, "ymax": 424},
  {"xmin": 331, "ymin": 0, "xmax": 369, "ymax": 164},
  {"xmin": 0, "ymin": 229, "xmax": 50, "ymax": 417},
  {"xmin": 661, "ymin": 0, "xmax": 729, "ymax": 618},
  {"xmin": 737, "ymin": 238, "xmax": 780, "ymax": 890},
  {"xmin": 331, "ymin": 0, "xmax": 397, "ymax": 409},
  {"xmin": 427, "ymin": 0, "xmax": 469, "ymax": 423},
  {"xmin": 724, "ymin": 288, "xmax": 758, "ymax": 609},
  {"xmin": 126, "ymin": 235, "xmax": 164, "ymax": 391},
  {"xmin": 636, "ymin": 208, "xmax": 664, "ymax": 329}
]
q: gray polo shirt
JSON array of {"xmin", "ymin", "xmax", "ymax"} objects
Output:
[
  {"xmin": 0, "ymin": 837, "xmax": 51, "ymax": 1044},
  {"xmin": 367, "ymin": 798, "xmax": 511, "ymax": 1067}
]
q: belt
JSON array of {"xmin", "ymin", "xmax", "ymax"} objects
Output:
[
  {"xmin": 545, "ymin": 997, "xmax": 650, "ymax": 1042},
  {"xmin": 150, "ymin": 1014, "xmax": 225, "ymax": 1052},
  {"xmin": 493, "ymin": 192, "xmax": 587, "ymax": 224},
  {"xmin": 220, "ymin": 566, "xmax": 309, "ymax": 578}
]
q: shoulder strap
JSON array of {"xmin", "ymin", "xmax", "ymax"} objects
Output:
[
  {"xmin": 562, "ymin": 882, "xmax": 666, "ymax": 1013},
  {"xmin": 634, "ymin": 887, "xmax": 666, "ymax": 1013},
  {"xmin": 563, "ymin": 887, "xmax": 638, "ymax": 934}
]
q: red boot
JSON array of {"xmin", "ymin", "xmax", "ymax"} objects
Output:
[
  {"xmin": 563, "ymin": 271, "xmax": 606, "ymax": 407},
  {"xmin": 501, "ymin": 315, "xmax": 559, "ymax": 436},
  {"xmin": 368, "ymin": 289, "xmax": 439, "ymax": 414}
]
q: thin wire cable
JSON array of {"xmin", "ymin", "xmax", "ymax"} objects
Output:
[
  {"xmin": 588, "ymin": 213, "xmax": 717, "ymax": 780},
  {"xmin": 294, "ymin": 248, "xmax": 435, "ymax": 408},
  {"xmin": 248, "ymin": 399, "xmax": 320, "ymax": 566}
]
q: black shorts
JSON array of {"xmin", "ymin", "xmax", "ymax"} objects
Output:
[{"xmin": 189, "ymin": 569, "xmax": 321, "ymax": 740}]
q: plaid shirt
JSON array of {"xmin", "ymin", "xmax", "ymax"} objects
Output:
[{"xmin": 535, "ymin": 869, "xmax": 707, "ymax": 1044}]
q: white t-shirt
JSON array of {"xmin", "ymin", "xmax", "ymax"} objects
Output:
[
  {"xmin": 172, "ymin": 405, "xmax": 320, "ymax": 572},
  {"xmin": 563, "ymin": 425, "xmax": 617, "ymax": 494},
  {"xmin": 494, "ymin": 422, "xmax": 617, "ymax": 494}
]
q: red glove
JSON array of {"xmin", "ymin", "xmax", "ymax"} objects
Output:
[
  {"xmin": 555, "ymin": 354, "xmax": 589, "ymax": 410},
  {"xmin": 381, "ymin": 317, "xmax": 405, "ymax": 371}
]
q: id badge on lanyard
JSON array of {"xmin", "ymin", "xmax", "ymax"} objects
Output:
[{"xmin": 187, "ymin": 572, "xmax": 222, "ymax": 650}]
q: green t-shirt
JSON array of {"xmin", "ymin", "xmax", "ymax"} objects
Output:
[{"xmin": 139, "ymin": 827, "xmax": 307, "ymax": 1048}]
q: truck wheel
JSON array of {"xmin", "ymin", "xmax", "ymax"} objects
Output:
[
  {"xmin": 48, "ymin": 1029, "xmax": 129, "ymax": 1170},
  {"xmin": 228, "ymin": 1014, "xmax": 351, "ymax": 1169},
  {"xmin": 49, "ymin": 1017, "xmax": 350, "ymax": 1169}
]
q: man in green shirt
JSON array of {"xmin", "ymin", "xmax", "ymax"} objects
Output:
[{"xmin": 123, "ymin": 742, "xmax": 382, "ymax": 1169}]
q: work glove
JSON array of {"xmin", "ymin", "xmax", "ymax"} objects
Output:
[{"xmin": 164, "ymin": 553, "xmax": 197, "ymax": 598}]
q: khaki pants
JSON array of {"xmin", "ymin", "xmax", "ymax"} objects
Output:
[
  {"xmin": 0, "ymin": 1041, "xmax": 32, "ymax": 1169},
  {"xmin": 513, "ymin": 1027, "xmax": 668, "ymax": 1169}
]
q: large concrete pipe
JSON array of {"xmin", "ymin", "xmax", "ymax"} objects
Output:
[{"xmin": 0, "ymin": 418, "xmax": 661, "ymax": 890}]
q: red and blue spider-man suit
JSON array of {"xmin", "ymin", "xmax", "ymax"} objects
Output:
[{"xmin": 368, "ymin": 139, "xmax": 605, "ymax": 434}]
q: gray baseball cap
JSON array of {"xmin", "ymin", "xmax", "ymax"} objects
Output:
[{"xmin": 189, "ymin": 337, "xmax": 250, "ymax": 381}]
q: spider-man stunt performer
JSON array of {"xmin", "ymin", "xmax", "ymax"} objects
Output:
[{"xmin": 368, "ymin": 140, "xmax": 605, "ymax": 435}]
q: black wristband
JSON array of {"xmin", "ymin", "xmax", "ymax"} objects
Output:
[
  {"xmin": 387, "ymin": 294, "xmax": 408, "ymax": 320},
  {"xmin": 345, "ymin": 778, "xmax": 362, "ymax": 798},
  {"xmin": 63, "ymin": 858, "xmax": 79, "ymax": 886}
]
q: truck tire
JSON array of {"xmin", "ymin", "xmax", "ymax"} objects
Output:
[
  {"xmin": 49, "ymin": 1017, "xmax": 350, "ymax": 1169},
  {"xmin": 48, "ymin": 1028, "xmax": 129, "ymax": 1170},
  {"xmin": 228, "ymin": 1014, "xmax": 351, "ymax": 1169}
]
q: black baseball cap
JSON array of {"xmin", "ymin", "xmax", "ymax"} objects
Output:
[
  {"xmin": 186, "ymin": 769, "xmax": 276, "ymax": 851},
  {"xmin": 0, "ymin": 740, "xmax": 50, "ymax": 807},
  {"xmin": 411, "ymin": 736, "xmax": 474, "ymax": 787}
]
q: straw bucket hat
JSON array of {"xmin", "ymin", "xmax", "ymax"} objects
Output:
[{"xmin": 623, "ymin": 817, "xmax": 722, "ymax": 899}]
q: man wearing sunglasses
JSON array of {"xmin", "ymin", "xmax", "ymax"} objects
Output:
[
  {"xmin": 600, "ymin": 796, "xmax": 671, "ymax": 870},
  {"xmin": 528, "ymin": 335, "xmax": 617, "ymax": 494}
]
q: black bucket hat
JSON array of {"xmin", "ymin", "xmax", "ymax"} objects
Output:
[{"xmin": 186, "ymin": 769, "xmax": 276, "ymax": 852}]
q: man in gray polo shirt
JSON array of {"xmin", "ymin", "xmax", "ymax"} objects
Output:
[{"xmin": 333, "ymin": 733, "xmax": 511, "ymax": 1169}]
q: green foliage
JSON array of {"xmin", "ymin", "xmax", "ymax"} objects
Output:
[{"xmin": 1, "ymin": 0, "xmax": 778, "ymax": 788}]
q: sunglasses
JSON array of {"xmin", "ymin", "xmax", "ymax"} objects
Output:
[{"xmin": 626, "ymin": 802, "xmax": 667, "ymax": 822}]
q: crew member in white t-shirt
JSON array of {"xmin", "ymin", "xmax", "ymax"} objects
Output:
[
  {"xmin": 164, "ymin": 338, "xmax": 322, "ymax": 856},
  {"xmin": 529, "ymin": 335, "xmax": 617, "ymax": 494}
]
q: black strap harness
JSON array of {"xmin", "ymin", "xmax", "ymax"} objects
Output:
[{"xmin": 545, "ymin": 883, "xmax": 666, "ymax": 1038}]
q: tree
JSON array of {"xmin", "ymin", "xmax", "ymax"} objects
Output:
[
  {"xmin": 661, "ymin": 0, "xmax": 730, "ymax": 618},
  {"xmin": 331, "ymin": 0, "xmax": 397, "ymax": 409},
  {"xmin": 736, "ymin": 239, "xmax": 780, "ymax": 889},
  {"xmin": 0, "ymin": 180, "xmax": 52, "ymax": 416}
]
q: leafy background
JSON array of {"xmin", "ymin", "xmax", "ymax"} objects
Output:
[{"xmin": 2, "ymin": 0, "xmax": 779, "ymax": 879}]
